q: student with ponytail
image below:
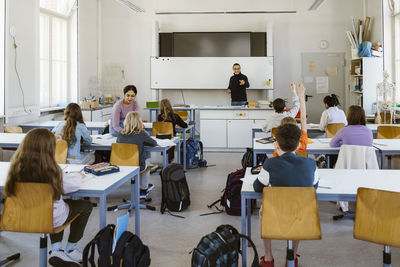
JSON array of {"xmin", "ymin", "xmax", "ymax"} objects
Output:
[
  {"xmin": 319, "ymin": 94, "xmax": 347, "ymax": 131},
  {"xmin": 52, "ymin": 103, "xmax": 93, "ymax": 164}
]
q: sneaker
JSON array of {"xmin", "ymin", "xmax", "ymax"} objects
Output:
[
  {"xmin": 49, "ymin": 250, "xmax": 80, "ymax": 267},
  {"xmin": 146, "ymin": 184, "xmax": 154, "ymax": 193},
  {"xmin": 65, "ymin": 249, "xmax": 82, "ymax": 263},
  {"xmin": 285, "ymin": 254, "xmax": 300, "ymax": 267},
  {"xmin": 140, "ymin": 189, "xmax": 149, "ymax": 199},
  {"xmin": 260, "ymin": 256, "xmax": 274, "ymax": 267}
]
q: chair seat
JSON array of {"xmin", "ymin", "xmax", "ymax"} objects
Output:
[{"xmin": 53, "ymin": 214, "xmax": 80, "ymax": 234}]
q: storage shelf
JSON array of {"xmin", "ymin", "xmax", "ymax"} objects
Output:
[
  {"xmin": 352, "ymin": 90, "xmax": 363, "ymax": 94},
  {"xmin": 351, "ymin": 75, "xmax": 363, "ymax": 77}
]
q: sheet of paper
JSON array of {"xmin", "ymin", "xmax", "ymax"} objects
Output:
[
  {"xmin": 309, "ymin": 60, "xmax": 318, "ymax": 72},
  {"xmin": 316, "ymin": 76, "xmax": 329, "ymax": 94},
  {"xmin": 325, "ymin": 66, "xmax": 338, "ymax": 76},
  {"xmin": 113, "ymin": 212, "xmax": 129, "ymax": 252},
  {"xmin": 304, "ymin": 76, "xmax": 314, "ymax": 83}
]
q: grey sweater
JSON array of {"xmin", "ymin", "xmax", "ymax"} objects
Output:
[{"xmin": 116, "ymin": 130, "xmax": 157, "ymax": 170}]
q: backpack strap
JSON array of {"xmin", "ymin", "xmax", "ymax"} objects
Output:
[
  {"xmin": 198, "ymin": 141, "xmax": 204, "ymax": 160},
  {"xmin": 166, "ymin": 210, "xmax": 185, "ymax": 219},
  {"xmin": 82, "ymin": 240, "xmax": 97, "ymax": 267},
  {"xmin": 199, "ymin": 199, "xmax": 224, "ymax": 216},
  {"xmin": 237, "ymin": 233, "xmax": 261, "ymax": 267}
]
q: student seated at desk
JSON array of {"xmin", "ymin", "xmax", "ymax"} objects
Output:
[
  {"xmin": 110, "ymin": 85, "xmax": 139, "ymax": 136},
  {"xmin": 157, "ymin": 98, "xmax": 188, "ymax": 135},
  {"xmin": 262, "ymin": 83, "xmax": 300, "ymax": 132},
  {"xmin": 319, "ymin": 94, "xmax": 347, "ymax": 131},
  {"xmin": 52, "ymin": 103, "xmax": 93, "ymax": 164},
  {"xmin": 330, "ymin": 105, "xmax": 373, "ymax": 148},
  {"xmin": 117, "ymin": 111, "xmax": 157, "ymax": 199},
  {"xmin": 273, "ymin": 81, "xmax": 308, "ymax": 157},
  {"xmin": 253, "ymin": 124, "xmax": 319, "ymax": 267},
  {"xmin": 4, "ymin": 129, "xmax": 93, "ymax": 267}
]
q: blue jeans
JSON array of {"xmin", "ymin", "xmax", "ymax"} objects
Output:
[
  {"xmin": 110, "ymin": 119, "xmax": 124, "ymax": 136},
  {"xmin": 231, "ymin": 101, "xmax": 248, "ymax": 106}
]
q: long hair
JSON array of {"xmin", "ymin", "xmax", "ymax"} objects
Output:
[
  {"xmin": 63, "ymin": 103, "xmax": 84, "ymax": 145},
  {"xmin": 159, "ymin": 99, "xmax": 174, "ymax": 122},
  {"xmin": 347, "ymin": 105, "xmax": 366, "ymax": 126},
  {"xmin": 4, "ymin": 128, "xmax": 63, "ymax": 200},
  {"xmin": 121, "ymin": 111, "xmax": 144, "ymax": 135}
]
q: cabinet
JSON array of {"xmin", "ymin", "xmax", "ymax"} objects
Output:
[
  {"xmin": 200, "ymin": 120, "xmax": 227, "ymax": 148},
  {"xmin": 82, "ymin": 107, "xmax": 113, "ymax": 122},
  {"xmin": 227, "ymin": 120, "xmax": 254, "ymax": 148}
]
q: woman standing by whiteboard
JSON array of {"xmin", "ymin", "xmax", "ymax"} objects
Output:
[{"xmin": 110, "ymin": 85, "xmax": 139, "ymax": 136}]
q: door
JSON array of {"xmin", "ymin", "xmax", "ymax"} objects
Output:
[
  {"xmin": 301, "ymin": 53, "xmax": 345, "ymax": 123},
  {"xmin": 227, "ymin": 119, "xmax": 253, "ymax": 148},
  {"xmin": 200, "ymin": 120, "xmax": 227, "ymax": 148}
]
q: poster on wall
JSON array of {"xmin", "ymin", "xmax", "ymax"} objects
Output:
[{"xmin": 316, "ymin": 76, "xmax": 329, "ymax": 94}]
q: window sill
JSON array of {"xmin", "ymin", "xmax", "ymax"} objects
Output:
[{"xmin": 40, "ymin": 106, "xmax": 65, "ymax": 114}]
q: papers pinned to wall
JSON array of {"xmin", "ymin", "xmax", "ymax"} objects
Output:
[
  {"xmin": 309, "ymin": 60, "xmax": 318, "ymax": 72},
  {"xmin": 325, "ymin": 66, "xmax": 338, "ymax": 76},
  {"xmin": 316, "ymin": 76, "xmax": 329, "ymax": 94}
]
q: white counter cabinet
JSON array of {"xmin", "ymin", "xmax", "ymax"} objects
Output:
[{"xmin": 200, "ymin": 109, "xmax": 272, "ymax": 150}]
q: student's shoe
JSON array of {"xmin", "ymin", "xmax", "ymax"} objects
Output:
[
  {"xmin": 65, "ymin": 249, "xmax": 83, "ymax": 263},
  {"xmin": 146, "ymin": 183, "xmax": 154, "ymax": 193},
  {"xmin": 259, "ymin": 256, "xmax": 274, "ymax": 267},
  {"xmin": 49, "ymin": 250, "xmax": 80, "ymax": 267},
  {"xmin": 140, "ymin": 189, "xmax": 149, "ymax": 199},
  {"xmin": 316, "ymin": 155, "xmax": 326, "ymax": 168},
  {"xmin": 285, "ymin": 254, "xmax": 300, "ymax": 267}
]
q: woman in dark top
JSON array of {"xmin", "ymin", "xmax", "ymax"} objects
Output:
[{"xmin": 157, "ymin": 98, "xmax": 188, "ymax": 135}]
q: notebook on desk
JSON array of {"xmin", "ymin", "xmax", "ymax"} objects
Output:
[{"xmin": 256, "ymin": 137, "xmax": 275, "ymax": 144}]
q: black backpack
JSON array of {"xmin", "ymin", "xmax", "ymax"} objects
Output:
[
  {"xmin": 241, "ymin": 148, "xmax": 266, "ymax": 169},
  {"xmin": 83, "ymin": 224, "xmax": 115, "ymax": 267},
  {"xmin": 160, "ymin": 163, "xmax": 191, "ymax": 217},
  {"xmin": 191, "ymin": 224, "xmax": 260, "ymax": 267},
  {"xmin": 112, "ymin": 231, "xmax": 151, "ymax": 267}
]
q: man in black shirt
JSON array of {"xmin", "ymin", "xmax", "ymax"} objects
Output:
[{"xmin": 227, "ymin": 63, "xmax": 250, "ymax": 106}]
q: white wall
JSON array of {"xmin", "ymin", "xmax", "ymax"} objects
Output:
[
  {"xmin": 79, "ymin": 0, "xmax": 100, "ymax": 100},
  {"xmin": 365, "ymin": 0, "xmax": 383, "ymax": 44},
  {"xmin": 5, "ymin": 0, "xmax": 41, "ymax": 124},
  {"xmin": 100, "ymin": 0, "xmax": 364, "ymax": 120}
]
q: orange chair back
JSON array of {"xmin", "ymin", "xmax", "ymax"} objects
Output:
[
  {"xmin": 377, "ymin": 126, "xmax": 400, "ymax": 139},
  {"xmin": 55, "ymin": 140, "xmax": 68, "ymax": 164},
  {"xmin": 326, "ymin": 123, "xmax": 345, "ymax": 138},
  {"xmin": 110, "ymin": 143, "xmax": 139, "ymax": 166},
  {"xmin": 152, "ymin": 122, "xmax": 174, "ymax": 136}
]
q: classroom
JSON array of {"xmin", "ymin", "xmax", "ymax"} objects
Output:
[{"xmin": 0, "ymin": 0, "xmax": 400, "ymax": 266}]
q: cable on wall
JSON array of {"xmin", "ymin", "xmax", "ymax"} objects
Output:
[{"xmin": 12, "ymin": 36, "xmax": 30, "ymax": 114}]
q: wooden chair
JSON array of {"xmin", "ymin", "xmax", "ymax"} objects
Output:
[
  {"xmin": 55, "ymin": 140, "xmax": 68, "ymax": 164},
  {"xmin": 271, "ymin": 127, "xmax": 277, "ymax": 137},
  {"xmin": 109, "ymin": 143, "xmax": 155, "ymax": 212},
  {"xmin": 326, "ymin": 123, "xmax": 345, "ymax": 138},
  {"xmin": 0, "ymin": 183, "xmax": 78, "ymax": 267},
  {"xmin": 152, "ymin": 122, "xmax": 174, "ymax": 137},
  {"xmin": 377, "ymin": 126, "xmax": 400, "ymax": 139},
  {"xmin": 174, "ymin": 110, "xmax": 188, "ymax": 121},
  {"xmin": 354, "ymin": 187, "xmax": 400, "ymax": 267},
  {"xmin": 261, "ymin": 187, "xmax": 321, "ymax": 267},
  {"xmin": 3, "ymin": 126, "xmax": 23, "ymax": 133},
  {"xmin": 375, "ymin": 112, "xmax": 393, "ymax": 124},
  {"xmin": 296, "ymin": 151, "xmax": 308, "ymax": 158}
]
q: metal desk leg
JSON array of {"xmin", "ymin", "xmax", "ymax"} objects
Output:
[
  {"xmin": 183, "ymin": 130, "xmax": 187, "ymax": 171},
  {"xmin": 253, "ymin": 151, "xmax": 257, "ymax": 167},
  {"xmin": 163, "ymin": 148, "xmax": 168, "ymax": 168},
  {"xmin": 388, "ymin": 155, "xmax": 392, "ymax": 169},
  {"xmin": 241, "ymin": 194, "xmax": 247, "ymax": 267},
  {"xmin": 134, "ymin": 173, "xmax": 140, "ymax": 237},
  {"xmin": 327, "ymin": 155, "xmax": 330, "ymax": 168},
  {"xmin": 252, "ymin": 129, "xmax": 255, "ymax": 141},
  {"xmin": 99, "ymin": 195, "xmax": 106, "ymax": 229},
  {"xmin": 192, "ymin": 110, "xmax": 196, "ymax": 137},
  {"xmin": 149, "ymin": 110, "xmax": 153, "ymax": 122},
  {"xmin": 381, "ymin": 152, "xmax": 385, "ymax": 169},
  {"xmin": 247, "ymin": 199, "xmax": 252, "ymax": 247}
]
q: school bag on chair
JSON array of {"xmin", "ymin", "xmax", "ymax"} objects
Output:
[
  {"xmin": 205, "ymin": 169, "xmax": 255, "ymax": 216},
  {"xmin": 160, "ymin": 163, "xmax": 191, "ymax": 218},
  {"xmin": 191, "ymin": 224, "xmax": 260, "ymax": 267}
]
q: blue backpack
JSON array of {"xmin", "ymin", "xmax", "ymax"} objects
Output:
[{"xmin": 185, "ymin": 138, "xmax": 207, "ymax": 169}]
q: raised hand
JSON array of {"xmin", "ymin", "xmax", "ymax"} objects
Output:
[
  {"xmin": 298, "ymin": 81, "xmax": 305, "ymax": 96},
  {"xmin": 290, "ymin": 82, "xmax": 296, "ymax": 93}
]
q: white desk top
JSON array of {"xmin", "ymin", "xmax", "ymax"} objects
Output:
[
  {"xmin": 20, "ymin": 121, "xmax": 107, "ymax": 129},
  {"xmin": 252, "ymin": 123, "xmax": 400, "ymax": 132},
  {"xmin": 373, "ymin": 139, "xmax": 400, "ymax": 151},
  {"xmin": 0, "ymin": 133, "xmax": 25, "ymax": 145},
  {"xmin": 0, "ymin": 162, "xmax": 139, "ymax": 192},
  {"xmin": 242, "ymin": 168, "xmax": 400, "ymax": 196},
  {"xmin": 142, "ymin": 122, "xmax": 194, "ymax": 131},
  {"xmin": 253, "ymin": 138, "xmax": 339, "ymax": 153}
]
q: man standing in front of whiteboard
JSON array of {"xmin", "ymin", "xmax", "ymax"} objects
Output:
[{"xmin": 227, "ymin": 63, "xmax": 250, "ymax": 106}]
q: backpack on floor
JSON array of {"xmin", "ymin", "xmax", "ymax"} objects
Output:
[
  {"xmin": 241, "ymin": 147, "xmax": 266, "ymax": 169},
  {"xmin": 191, "ymin": 224, "xmax": 260, "ymax": 267},
  {"xmin": 112, "ymin": 231, "xmax": 151, "ymax": 267},
  {"xmin": 206, "ymin": 169, "xmax": 255, "ymax": 216},
  {"xmin": 184, "ymin": 138, "xmax": 207, "ymax": 169},
  {"xmin": 160, "ymin": 163, "xmax": 191, "ymax": 217},
  {"xmin": 83, "ymin": 224, "xmax": 115, "ymax": 267}
]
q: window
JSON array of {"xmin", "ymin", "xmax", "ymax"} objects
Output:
[
  {"xmin": 0, "ymin": 0, "xmax": 4, "ymax": 116},
  {"xmin": 40, "ymin": 0, "xmax": 77, "ymax": 108},
  {"xmin": 395, "ymin": 0, "xmax": 400, "ymax": 87}
]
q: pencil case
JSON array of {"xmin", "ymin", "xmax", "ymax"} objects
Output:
[{"xmin": 84, "ymin": 162, "xmax": 120, "ymax": 176}]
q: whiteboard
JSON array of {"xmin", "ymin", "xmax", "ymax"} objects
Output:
[{"xmin": 151, "ymin": 57, "xmax": 274, "ymax": 90}]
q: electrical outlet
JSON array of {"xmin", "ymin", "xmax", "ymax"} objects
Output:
[{"xmin": 9, "ymin": 26, "xmax": 16, "ymax": 37}]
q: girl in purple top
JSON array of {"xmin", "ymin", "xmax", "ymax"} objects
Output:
[
  {"xmin": 330, "ymin": 105, "xmax": 373, "ymax": 147},
  {"xmin": 110, "ymin": 85, "xmax": 139, "ymax": 136}
]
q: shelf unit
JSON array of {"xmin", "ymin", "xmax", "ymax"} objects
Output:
[{"xmin": 349, "ymin": 57, "xmax": 383, "ymax": 116}]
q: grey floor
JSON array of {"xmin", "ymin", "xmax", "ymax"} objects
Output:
[{"xmin": 1, "ymin": 152, "xmax": 399, "ymax": 267}]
